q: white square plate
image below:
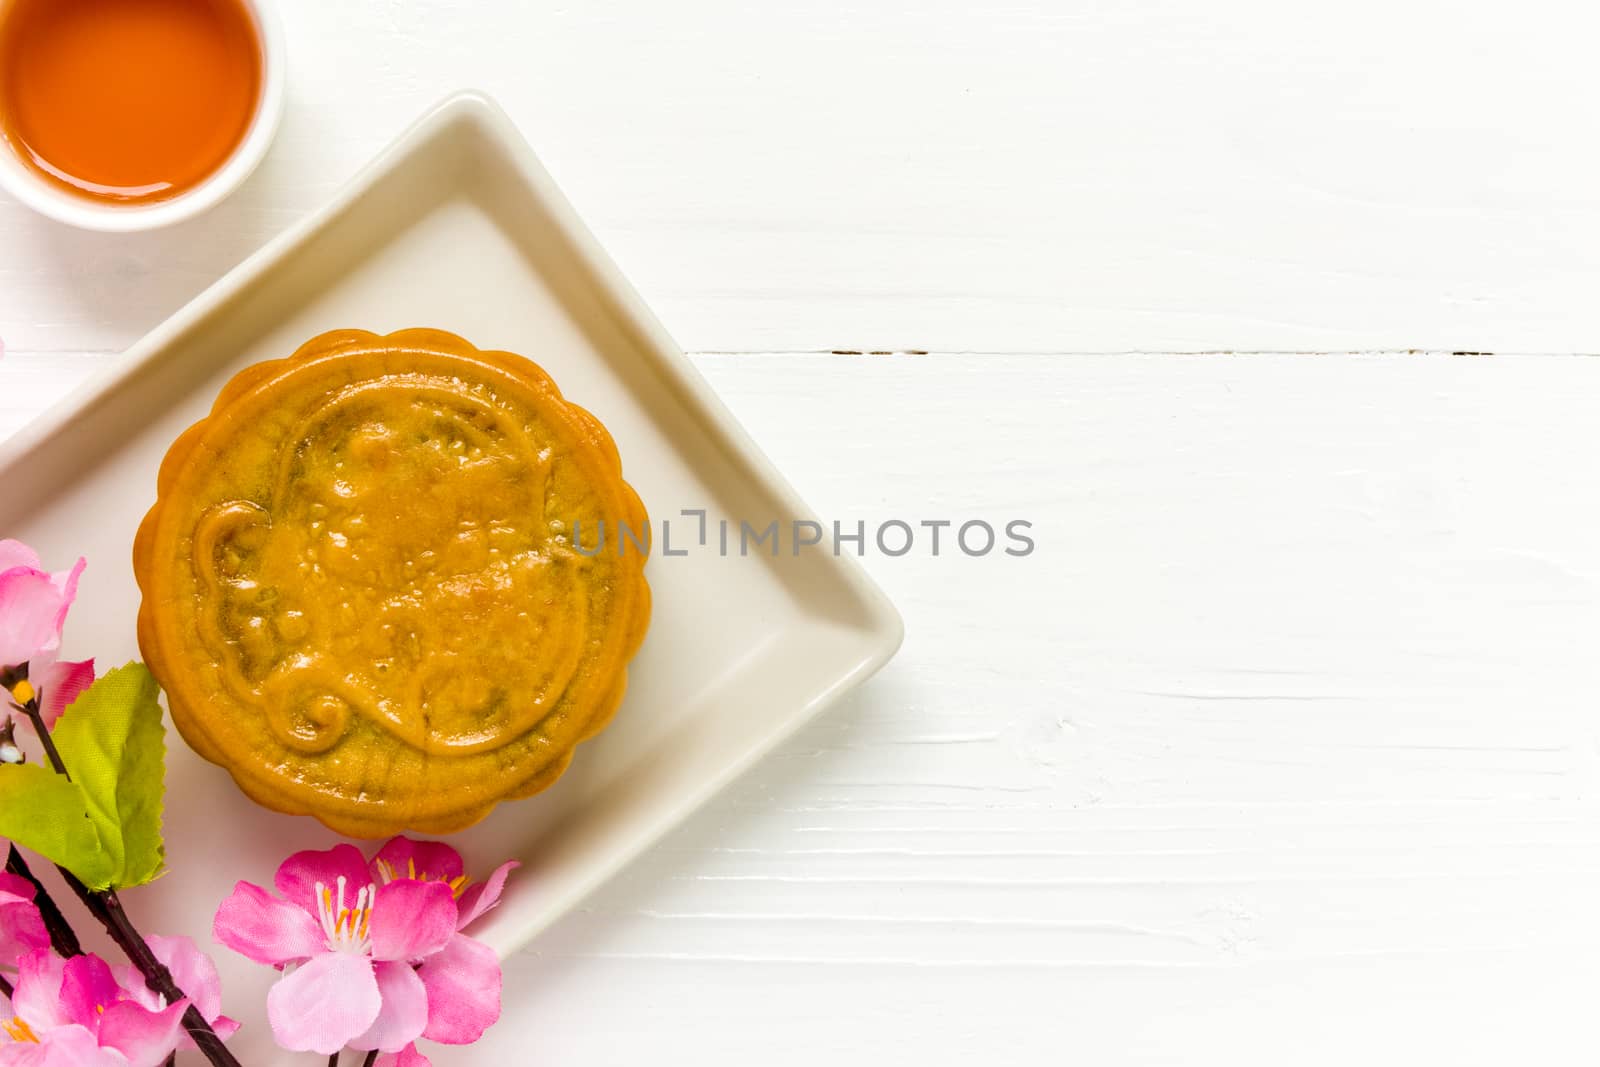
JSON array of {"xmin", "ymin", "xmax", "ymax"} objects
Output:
[{"xmin": 0, "ymin": 92, "xmax": 902, "ymax": 1061}]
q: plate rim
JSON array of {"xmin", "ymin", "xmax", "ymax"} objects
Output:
[
  {"xmin": 0, "ymin": 89, "xmax": 904, "ymax": 647},
  {"xmin": 0, "ymin": 90, "xmax": 906, "ymax": 955}
]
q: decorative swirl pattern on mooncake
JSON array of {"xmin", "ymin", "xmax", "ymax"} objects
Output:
[{"xmin": 134, "ymin": 329, "xmax": 651, "ymax": 837}]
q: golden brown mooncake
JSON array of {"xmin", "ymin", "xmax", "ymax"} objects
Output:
[{"xmin": 134, "ymin": 328, "xmax": 651, "ymax": 837}]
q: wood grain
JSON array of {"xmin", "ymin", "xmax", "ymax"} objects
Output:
[
  {"xmin": 8, "ymin": 0, "xmax": 1600, "ymax": 1060},
  {"xmin": 9, "ymin": 0, "xmax": 1600, "ymax": 354},
  {"xmin": 5, "ymin": 350, "xmax": 1599, "ymax": 1062},
  {"xmin": 497, "ymin": 353, "xmax": 1600, "ymax": 1065}
]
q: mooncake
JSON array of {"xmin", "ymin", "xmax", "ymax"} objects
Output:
[{"xmin": 134, "ymin": 328, "xmax": 651, "ymax": 837}]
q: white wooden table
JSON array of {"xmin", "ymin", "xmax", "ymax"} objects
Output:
[{"xmin": 6, "ymin": 1, "xmax": 1600, "ymax": 1062}]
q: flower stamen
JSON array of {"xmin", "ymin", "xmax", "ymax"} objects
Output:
[
  {"xmin": 1, "ymin": 1016, "xmax": 39, "ymax": 1043},
  {"xmin": 314, "ymin": 876, "xmax": 374, "ymax": 954},
  {"xmin": 373, "ymin": 857, "xmax": 474, "ymax": 899}
]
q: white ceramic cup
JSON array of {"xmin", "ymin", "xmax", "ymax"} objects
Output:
[{"xmin": 0, "ymin": 0, "xmax": 286, "ymax": 232}]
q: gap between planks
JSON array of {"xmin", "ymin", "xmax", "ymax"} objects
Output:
[{"xmin": 19, "ymin": 347, "xmax": 1600, "ymax": 359}]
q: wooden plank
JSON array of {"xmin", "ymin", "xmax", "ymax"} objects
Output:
[
  {"xmin": 6, "ymin": 351, "xmax": 1599, "ymax": 1061},
  {"xmin": 9, "ymin": 0, "xmax": 1600, "ymax": 354}
]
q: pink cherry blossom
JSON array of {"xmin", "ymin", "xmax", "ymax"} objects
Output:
[
  {"xmin": 0, "ymin": 950, "xmax": 188, "ymax": 1067},
  {"xmin": 370, "ymin": 836, "xmax": 518, "ymax": 935},
  {"xmin": 0, "ymin": 873, "xmax": 49, "ymax": 968},
  {"xmin": 0, "ymin": 542, "xmax": 85, "ymax": 674},
  {"xmin": 369, "ymin": 837, "xmax": 514, "ymax": 1045},
  {"xmin": 111, "ymin": 936, "xmax": 239, "ymax": 1048},
  {"xmin": 213, "ymin": 839, "xmax": 511, "ymax": 1056},
  {"xmin": 214, "ymin": 844, "xmax": 460, "ymax": 1055}
]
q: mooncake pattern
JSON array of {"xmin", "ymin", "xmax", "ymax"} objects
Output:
[{"xmin": 135, "ymin": 328, "xmax": 651, "ymax": 837}]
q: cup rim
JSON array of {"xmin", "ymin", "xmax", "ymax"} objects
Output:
[{"xmin": 0, "ymin": 0, "xmax": 286, "ymax": 233}]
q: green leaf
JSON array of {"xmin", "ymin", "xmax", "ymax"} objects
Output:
[
  {"xmin": 4, "ymin": 662, "xmax": 170, "ymax": 890},
  {"xmin": 0, "ymin": 761, "xmax": 114, "ymax": 887},
  {"xmin": 109, "ymin": 669, "xmax": 167, "ymax": 888},
  {"xmin": 51, "ymin": 662, "xmax": 167, "ymax": 889}
]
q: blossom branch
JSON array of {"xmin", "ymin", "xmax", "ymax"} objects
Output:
[
  {"xmin": 11, "ymin": 685, "xmax": 242, "ymax": 1067},
  {"xmin": 17, "ymin": 696, "xmax": 68, "ymax": 779},
  {"xmin": 4, "ymin": 845, "xmax": 82, "ymax": 958},
  {"xmin": 60, "ymin": 862, "xmax": 244, "ymax": 1067}
]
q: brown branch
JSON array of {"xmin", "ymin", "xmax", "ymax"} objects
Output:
[
  {"xmin": 19, "ymin": 701, "xmax": 67, "ymax": 779},
  {"xmin": 59, "ymin": 870, "xmax": 244, "ymax": 1067},
  {"xmin": 4, "ymin": 845, "xmax": 82, "ymax": 958},
  {"xmin": 17, "ymin": 692, "xmax": 240, "ymax": 1067}
]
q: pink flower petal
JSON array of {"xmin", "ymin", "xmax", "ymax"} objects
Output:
[
  {"xmin": 375, "ymin": 1043, "xmax": 433, "ymax": 1067},
  {"xmin": 121, "ymin": 940, "xmax": 237, "ymax": 1052},
  {"xmin": 0, "ymin": 568, "xmax": 65, "ymax": 669},
  {"xmin": 456, "ymin": 860, "xmax": 519, "ymax": 930},
  {"xmin": 0, "ymin": 1023, "xmax": 124, "ymax": 1067},
  {"xmin": 0, "ymin": 870, "xmax": 34, "ymax": 902},
  {"xmin": 35, "ymin": 658, "xmax": 94, "ymax": 729},
  {"xmin": 267, "ymin": 952, "xmax": 381, "ymax": 1055},
  {"xmin": 97, "ymin": 997, "xmax": 189, "ymax": 1067},
  {"xmin": 213, "ymin": 881, "xmax": 323, "ymax": 967},
  {"xmin": 273, "ymin": 844, "xmax": 373, "ymax": 913},
  {"xmin": 47, "ymin": 558, "xmax": 84, "ymax": 636},
  {"xmin": 0, "ymin": 881, "xmax": 48, "ymax": 968},
  {"xmin": 0, "ymin": 900, "xmax": 49, "ymax": 967},
  {"xmin": 372, "ymin": 837, "xmax": 464, "ymax": 884},
  {"xmin": 418, "ymin": 934, "xmax": 501, "ymax": 1045},
  {"xmin": 350, "ymin": 960, "xmax": 429, "ymax": 1053},
  {"xmin": 0, "ymin": 550, "xmax": 82, "ymax": 670},
  {"xmin": 0, "ymin": 540, "xmax": 42, "ymax": 573},
  {"xmin": 59, "ymin": 954, "xmax": 124, "ymax": 1029},
  {"xmin": 369, "ymin": 880, "xmax": 457, "ymax": 962},
  {"xmin": 146, "ymin": 935, "xmax": 225, "ymax": 1024},
  {"xmin": 112, "ymin": 960, "xmax": 164, "ymax": 1012},
  {"xmin": 12, "ymin": 949, "xmax": 70, "ymax": 1030}
]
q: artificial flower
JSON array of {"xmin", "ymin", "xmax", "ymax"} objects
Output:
[
  {"xmin": 0, "ymin": 1023, "xmax": 120, "ymax": 1067},
  {"xmin": 370, "ymin": 836, "xmax": 517, "ymax": 935},
  {"xmin": 111, "ymin": 935, "xmax": 239, "ymax": 1047},
  {"xmin": 369, "ymin": 836, "xmax": 512, "ymax": 1044},
  {"xmin": 0, "ymin": 872, "xmax": 49, "ymax": 968},
  {"xmin": 213, "ymin": 844, "xmax": 461, "ymax": 1055},
  {"xmin": 0, "ymin": 950, "xmax": 188, "ymax": 1067},
  {"xmin": 213, "ymin": 838, "xmax": 512, "ymax": 1055},
  {"xmin": 0, "ymin": 541, "xmax": 85, "ymax": 675}
]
